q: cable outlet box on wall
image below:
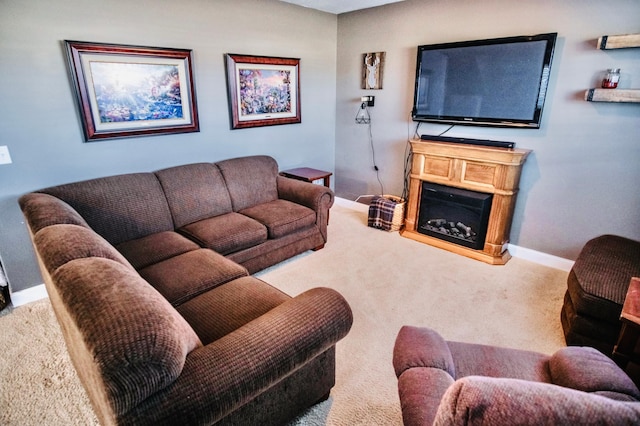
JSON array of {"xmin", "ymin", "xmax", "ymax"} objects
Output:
[{"xmin": 360, "ymin": 96, "xmax": 375, "ymax": 107}]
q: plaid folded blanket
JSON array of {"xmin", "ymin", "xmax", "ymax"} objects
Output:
[{"xmin": 368, "ymin": 196, "xmax": 397, "ymax": 231}]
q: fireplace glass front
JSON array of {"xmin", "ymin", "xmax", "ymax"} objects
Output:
[{"xmin": 417, "ymin": 182, "xmax": 493, "ymax": 250}]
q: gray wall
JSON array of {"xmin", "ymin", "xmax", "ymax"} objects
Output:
[
  {"xmin": 0, "ymin": 0, "xmax": 337, "ymax": 293},
  {"xmin": 335, "ymin": 0, "xmax": 640, "ymax": 260}
]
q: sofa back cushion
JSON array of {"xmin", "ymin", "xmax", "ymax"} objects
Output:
[
  {"xmin": 155, "ymin": 163, "xmax": 234, "ymax": 228},
  {"xmin": 38, "ymin": 173, "xmax": 174, "ymax": 245},
  {"xmin": 215, "ymin": 155, "xmax": 279, "ymax": 211},
  {"xmin": 51, "ymin": 257, "xmax": 202, "ymax": 416}
]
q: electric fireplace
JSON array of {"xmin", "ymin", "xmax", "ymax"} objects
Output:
[
  {"xmin": 401, "ymin": 139, "xmax": 530, "ymax": 265},
  {"xmin": 418, "ymin": 182, "xmax": 492, "ymax": 250}
]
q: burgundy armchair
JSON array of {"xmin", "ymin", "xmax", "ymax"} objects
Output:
[{"xmin": 393, "ymin": 326, "xmax": 640, "ymax": 425}]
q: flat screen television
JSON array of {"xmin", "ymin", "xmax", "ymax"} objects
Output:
[{"xmin": 412, "ymin": 33, "xmax": 557, "ymax": 128}]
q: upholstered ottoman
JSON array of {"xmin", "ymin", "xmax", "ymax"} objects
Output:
[{"xmin": 561, "ymin": 234, "xmax": 640, "ymax": 356}]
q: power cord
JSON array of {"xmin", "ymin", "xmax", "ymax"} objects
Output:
[
  {"xmin": 403, "ymin": 116, "xmax": 421, "ymax": 201},
  {"xmin": 413, "ymin": 121, "xmax": 422, "ymax": 139},
  {"xmin": 402, "ymin": 141, "xmax": 412, "ymax": 202},
  {"xmin": 367, "ymin": 112, "xmax": 384, "ymax": 196},
  {"xmin": 438, "ymin": 124, "xmax": 455, "ymax": 136},
  {"xmin": 404, "ymin": 119, "xmax": 458, "ymax": 201},
  {"xmin": 413, "ymin": 122, "xmax": 455, "ymax": 139},
  {"xmin": 355, "ymin": 102, "xmax": 384, "ymax": 195},
  {"xmin": 356, "ymin": 102, "xmax": 383, "ymax": 195}
]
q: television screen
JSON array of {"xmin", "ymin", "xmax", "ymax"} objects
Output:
[{"xmin": 412, "ymin": 33, "xmax": 557, "ymax": 128}]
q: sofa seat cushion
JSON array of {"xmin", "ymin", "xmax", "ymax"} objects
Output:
[
  {"xmin": 51, "ymin": 257, "xmax": 202, "ymax": 416},
  {"xmin": 225, "ymin": 226, "xmax": 324, "ymax": 274},
  {"xmin": 115, "ymin": 231, "xmax": 200, "ymax": 270},
  {"xmin": 178, "ymin": 212, "xmax": 267, "ymax": 255},
  {"xmin": 138, "ymin": 249, "xmax": 248, "ymax": 306},
  {"xmin": 177, "ymin": 276, "xmax": 290, "ymax": 344},
  {"xmin": 239, "ymin": 199, "xmax": 317, "ymax": 239}
]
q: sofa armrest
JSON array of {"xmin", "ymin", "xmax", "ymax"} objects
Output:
[
  {"xmin": 277, "ymin": 176, "xmax": 334, "ymax": 242},
  {"xmin": 19, "ymin": 192, "xmax": 90, "ymax": 234},
  {"xmin": 434, "ymin": 376, "xmax": 640, "ymax": 426},
  {"xmin": 277, "ymin": 175, "xmax": 334, "ymax": 211},
  {"xmin": 121, "ymin": 287, "xmax": 353, "ymax": 425}
]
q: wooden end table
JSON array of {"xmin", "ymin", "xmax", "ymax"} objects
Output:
[
  {"xmin": 279, "ymin": 167, "xmax": 332, "ymax": 188},
  {"xmin": 613, "ymin": 277, "xmax": 640, "ymax": 386}
]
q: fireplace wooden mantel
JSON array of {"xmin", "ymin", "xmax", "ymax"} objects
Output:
[{"xmin": 400, "ymin": 139, "xmax": 531, "ymax": 265}]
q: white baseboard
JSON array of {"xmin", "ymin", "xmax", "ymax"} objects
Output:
[
  {"xmin": 10, "ymin": 283, "xmax": 48, "ymax": 307},
  {"xmin": 507, "ymin": 244, "xmax": 574, "ymax": 272},
  {"xmin": 335, "ymin": 196, "xmax": 369, "ymax": 212},
  {"xmin": 335, "ymin": 197, "xmax": 574, "ymax": 272}
]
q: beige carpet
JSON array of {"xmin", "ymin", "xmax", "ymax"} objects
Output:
[{"xmin": 0, "ymin": 201, "xmax": 568, "ymax": 425}]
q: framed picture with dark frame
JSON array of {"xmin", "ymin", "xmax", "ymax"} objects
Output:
[
  {"xmin": 65, "ymin": 40, "xmax": 199, "ymax": 141},
  {"xmin": 225, "ymin": 54, "xmax": 301, "ymax": 129}
]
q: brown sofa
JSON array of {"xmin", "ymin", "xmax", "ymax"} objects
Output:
[
  {"xmin": 19, "ymin": 155, "xmax": 353, "ymax": 425},
  {"xmin": 393, "ymin": 326, "xmax": 640, "ymax": 426}
]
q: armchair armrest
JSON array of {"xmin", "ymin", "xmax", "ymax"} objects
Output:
[
  {"xmin": 434, "ymin": 376, "xmax": 640, "ymax": 426},
  {"xmin": 393, "ymin": 325, "xmax": 456, "ymax": 378},
  {"xmin": 122, "ymin": 287, "xmax": 353, "ymax": 425}
]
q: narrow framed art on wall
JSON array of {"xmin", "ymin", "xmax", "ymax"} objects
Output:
[
  {"xmin": 65, "ymin": 40, "xmax": 199, "ymax": 141},
  {"xmin": 225, "ymin": 54, "xmax": 301, "ymax": 129},
  {"xmin": 362, "ymin": 52, "xmax": 385, "ymax": 90}
]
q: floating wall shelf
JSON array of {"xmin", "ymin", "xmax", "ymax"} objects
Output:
[
  {"xmin": 586, "ymin": 33, "xmax": 640, "ymax": 103},
  {"xmin": 585, "ymin": 89, "xmax": 640, "ymax": 103},
  {"xmin": 598, "ymin": 33, "xmax": 640, "ymax": 50}
]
